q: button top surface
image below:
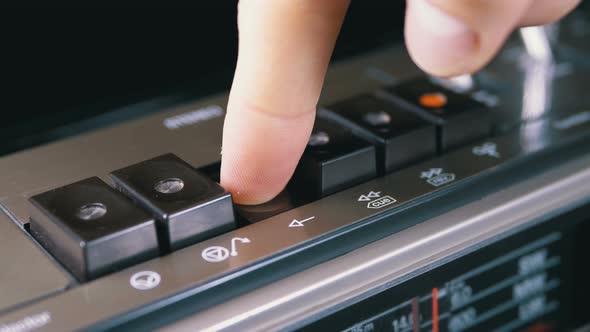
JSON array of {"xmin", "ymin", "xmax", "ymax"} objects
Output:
[
  {"xmin": 325, "ymin": 94, "xmax": 433, "ymax": 141},
  {"xmin": 110, "ymin": 154, "xmax": 227, "ymax": 218},
  {"xmin": 385, "ymin": 78, "xmax": 486, "ymax": 122},
  {"xmin": 29, "ymin": 177, "xmax": 154, "ymax": 242},
  {"xmin": 305, "ymin": 117, "xmax": 374, "ymax": 162}
]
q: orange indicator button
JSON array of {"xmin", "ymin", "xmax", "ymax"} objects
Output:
[{"xmin": 419, "ymin": 92, "xmax": 447, "ymax": 108}]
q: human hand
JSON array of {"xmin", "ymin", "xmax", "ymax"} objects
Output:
[{"xmin": 220, "ymin": 0, "xmax": 581, "ymax": 205}]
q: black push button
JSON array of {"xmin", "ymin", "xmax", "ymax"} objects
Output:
[
  {"xmin": 322, "ymin": 94, "xmax": 436, "ymax": 174},
  {"xmin": 110, "ymin": 154, "xmax": 235, "ymax": 251},
  {"xmin": 382, "ymin": 78, "xmax": 492, "ymax": 151},
  {"xmin": 290, "ymin": 116, "xmax": 377, "ymax": 198},
  {"xmin": 28, "ymin": 177, "xmax": 159, "ymax": 281}
]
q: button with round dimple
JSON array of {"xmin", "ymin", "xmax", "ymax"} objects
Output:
[
  {"xmin": 363, "ymin": 110, "xmax": 392, "ymax": 126},
  {"xmin": 28, "ymin": 177, "xmax": 159, "ymax": 281},
  {"xmin": 111, "ymin": 153, "xmax": 236, "ymax": 252},
  {"xmin": 292, "ymin": 116, "xmax": 377, "ymax": 198},
  {"xmin": 324, "ymin": 94, "xmax": 437, "ymax": 174},
  {"xmin": 77, "ymin": 203, "xmax": 107, "ymax": 221},
  {"xmin": 154, "ymin": 178, "xmax": 184, "ymax": 194},
  {"xmin": 308, "ymin": 131, "xmax": 330, "ymax": 146},
  {"xmin": 385, "ymin": 78, "xmax": 491, "ymax": 151}
]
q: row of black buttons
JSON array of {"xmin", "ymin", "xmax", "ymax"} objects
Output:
[
  {"xmin": 237, "ymin": 77, "xmax": 492, "ymax": 223},
  {"xmin": 324, "ymin": 78, "xmax": 491, "ymax": 175},
  {"xmin": 29, "ymin": 154, "xmax": 235, "ymax": 281},
  {"xmin": 27, "ymin": 77, "xmax": 491, "ymax": 281}
]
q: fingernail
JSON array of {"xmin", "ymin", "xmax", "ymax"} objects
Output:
[{"xmin": 409, "ymin": 0, "xmax": 472, "ymax": 37}]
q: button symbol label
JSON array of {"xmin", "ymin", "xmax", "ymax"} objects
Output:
[
  {"xmin": 130, "ymin": 271, "xmax": 161, "ymax": 290},
  {"xmin": 358, "ymin": 191, "xmax": 381, "ymax": 201},
  {"xmin": 358, "ymin": 190, "xmax": 397, "ymax": 209},
  {"xmin": 420, "ymin": 168, "xmax": 442, "ymax": 179},
  {"xmin": 201, "ymin": 246, "xmax": 230, "ymax": 263},
  {"xmin": 472, "ymin": 142, "xmax": 500, "ymax": 158},
  {"xmin": 288, "ymin": 216, "xmax": 316, "ymax": 228},
  {"xmin": 421, "ymin": 168, "xmax": 456, "ymax": 187},
  {"xmin": 358, "ymin": 191, "xmax": 396, "ymax": 209},
  {"xmin": 367, "ymin": 195, "xmax": 397, "ymax": 209},
  {"xmin": 201, "ymin": 237, "xmax": 252, "ymax": 263},
  {"xmin": 230, "ymin": 237, "xmax": 251, "ymax": 257}
]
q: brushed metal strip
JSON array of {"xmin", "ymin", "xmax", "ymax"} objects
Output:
[
  {"xmin": 0, "ymin": 132, "xmax": 521, "ymax": 332},
  {"xmin": 160, "ymin": 154, "xmax": 590, "ymax": 332}
]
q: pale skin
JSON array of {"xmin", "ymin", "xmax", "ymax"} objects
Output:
[{"xmin": 220, "ymin": 0, "xmax": 582, "ymax": 205}]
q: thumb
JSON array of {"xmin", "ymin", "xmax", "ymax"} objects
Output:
[{"xmin": 404, "ymin": 0, "xmax": 534, "ymax": 77}]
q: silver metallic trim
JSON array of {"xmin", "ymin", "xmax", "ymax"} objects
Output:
[
  {"xmin": 161, "ymin": 154, "xmax": 590, "ymax": 332},
  {"xmin": 520, "ymin": 26, "xmax": 554, "ymax": 63}
]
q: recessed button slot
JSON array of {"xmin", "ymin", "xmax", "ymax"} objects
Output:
[{"xmin": 235, "ymin": 190, "xmax": 304, "ymax": 224}]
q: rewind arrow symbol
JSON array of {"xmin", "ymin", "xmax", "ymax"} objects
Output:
[
  {"xmin": 358, "ymin": 195, "xmax": 371, "ymax": 201},
  {"xmin": 288, "ymin": 216, "xmax": 316, "ymax": 228}
]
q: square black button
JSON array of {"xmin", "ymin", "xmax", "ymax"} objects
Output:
[
  {"xmin": 110, "ymin": 154, "xmax": 235, "ymax": 251},
  {"xmin": 290, "ymin": 116, "xmax": 377, "ymax": 198},
  {"xmin": 382, "ymin": 78, "xmax": 492, "ymax": 151},
  {"xmin": 28, "ymin": 177, "xmax": 159, "ymax": 281},
  {"xmin": 323, "ymin": 94, "xmax": 436, "ymax": 174}
]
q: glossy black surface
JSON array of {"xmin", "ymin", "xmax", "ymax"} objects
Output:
[
  {"xmin": 110, "ymin": 154, "xmax": 235, "ymax": 251},
  {"xmin": 323, "ymin": 94, "xmax": 436, "ymax": 174},
  {"xmin": 475, "ymin": 44, "xmax": 590, "ymax": 134},
  {"xmin": 382, "ymin": 78, "xmax": 492, "ymax": 151},
  {"xmin": 28, "ymin": 177, "xmax": 158, "ymax": 281},
  {"xmin": 291, "ymin": 116, "xmax": 377, "ymax": 198}
]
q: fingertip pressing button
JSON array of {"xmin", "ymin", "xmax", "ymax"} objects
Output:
[{"xmin": 235, "ymin": 190, "xmax": 302, "ymax": 224}]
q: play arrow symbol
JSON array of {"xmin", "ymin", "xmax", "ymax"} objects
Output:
[{"xmin": 288, "ymin": 216, "xmax": 315, "ymax": 228}]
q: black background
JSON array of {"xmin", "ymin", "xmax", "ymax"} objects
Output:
[{"xmin": 0, "ymin": 2, "xmax": 405, "ymax": 155}]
